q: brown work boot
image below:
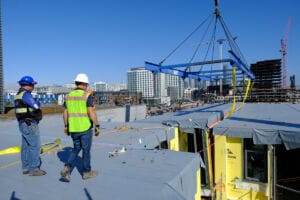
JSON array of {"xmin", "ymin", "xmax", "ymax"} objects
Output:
[
  {"xmin": 82, "ymin": 170, "xmax": 98, "ymax": 180},
  {"xmin": 60, "ymin": 166, "xmax": 71, "ymax": 182},
  {"xmin": 28, "ymin": 169, "xmax": 47, "ymax": 176}
]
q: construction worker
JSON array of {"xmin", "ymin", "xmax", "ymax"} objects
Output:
[
  {"xmin": 14, "ymin": 76, "xmax": 46, "ymax": 176},
  {"xmin": 60, "ymin": 73, "xmax": 100, "ymax": 182}
]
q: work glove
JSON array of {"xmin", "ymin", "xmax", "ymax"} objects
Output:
[
  {"xmin": 94, "ymin": 125, "xmax": 100, "ymax": 136},
  {"xmin": 64, "ymin": 125, "xmax": 70, "ymax": 136}
]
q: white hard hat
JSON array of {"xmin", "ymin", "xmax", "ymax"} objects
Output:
[{"xmin": 74, "ymin": 73, "xmax": 89, "ymax": 84}]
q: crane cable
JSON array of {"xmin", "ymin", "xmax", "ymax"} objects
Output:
[
  {"xmin": 189, "ymin": 14, "xmax": 215, "ymax": 64},
  {"xmin": 218, "ymin": 15, "xmax": 249, "ymax": 67},
  {"xmin": 159, "ymin": 13, "xmax": 214, "ymax": 65}
]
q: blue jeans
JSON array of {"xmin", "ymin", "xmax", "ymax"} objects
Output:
[
  {"xmin": 67, "ymin": 128, "xmax": 93, "ymax": 172},
  {"xmin": 19, "ymin": 122, "xmax": 42, "ymax": 172}
]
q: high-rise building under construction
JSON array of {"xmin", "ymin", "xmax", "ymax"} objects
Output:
[
  {"xmin": 250, "ymin": 59, "xmax": 282, "ymax": 89},
  {"xmin": 249, "ymin": 59, "xmax": 294, "ymax": 102}
]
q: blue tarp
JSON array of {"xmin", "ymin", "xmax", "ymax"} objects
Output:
[
  {"xmin": 0, "ymin": 110, "xmax": 201, "ymax": 200},
  {"xmin": 213, "ymin": 103, "xmax": 300, "ymax": 150},
  {"xmin": 129, "ymin": 103, "xmax": 234, "ymax": 133}
]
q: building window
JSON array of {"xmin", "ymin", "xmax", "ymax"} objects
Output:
[{"xmin": 244, "ymin": 139, "xmax": 267, "ymax": 182}]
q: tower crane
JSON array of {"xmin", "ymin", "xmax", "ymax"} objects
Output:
[{"xmin": 281, "ymin": 17, "xmax": 292, "ymax": 88}]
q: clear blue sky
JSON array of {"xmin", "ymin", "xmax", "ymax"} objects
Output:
[{"xmin": 2, "ymin": 0, "xmax": 300, "ymax": 88}]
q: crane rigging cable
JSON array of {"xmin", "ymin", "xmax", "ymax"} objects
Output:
[
  {"xmin": 159, "ymin": 13, "xmax": 214, "ymax": 65},
  {"xmin": 187, "ymin": 15, "xmax": 217, "ymax": 76},
  {"xmin": 218, "ymin": 15, "xmax": 248, "ymax": 67},
  {"xmin": 189, "ymin": 14, "xmax": 215, "ymax": 64},
  {"xmin": 145, "ymin": 0, "xmax": 255, "ymax": 92}
]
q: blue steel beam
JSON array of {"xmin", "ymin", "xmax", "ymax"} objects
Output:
[
  {"xmin": 160, "ymin": 68, "xmax": 185, "ymax": 76},
  {"xmin": 187, "ymin": 74, "xmax": 214, "ymax": 81},
  {"xmin": 145, "ymin": 61, "xmax": 216, "ymax": 81},
  {"xmin": 145, "ymin": 62, "xmax": 161, "ymax": 72},
  {"xmin": 198, "ymin": 69, "xmax": 232, "ymax": 74},
  {"xmin": 160, "ymin": 68, "xmax": 214, "ymax": 81},
  {"xmin": 160, "ymin": 59, "xmax": 233, "ymax": 69},
  {"xmin": 145, "ymin": 52, "xmax": 255, "ymax": 81},
  {"xmin": 228, "ymin": 50, "xmax": 255, "ymax": 80},
  {"xmin": 189, "ymin": 70, "xmax": 244, "ymax": 77},
  {"xmin": 145, "ymin": 59, "xmax": 233, "ymax": 71},
  {"xmin": 198, "ymin": 72, "xmax": 244, "ymax": 76}
]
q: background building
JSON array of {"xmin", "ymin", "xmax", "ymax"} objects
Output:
[
  {"xmin": 93, "ymin": 81, "xmax": 109, "ymax": 92},
  {"xmin": 127, "ymin": 67, "xmax": 184, "ymax": 105},
  {"xmin": 127, "ymin": 67, "xmax": 154, "ymax": 98}
]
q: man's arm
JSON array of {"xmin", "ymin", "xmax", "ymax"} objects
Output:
[
  {"xmin": 88, "ymin": 107, "xmax": 99, "ymax": 126},
  {"xmin": 22, "ymin": 92, "xmax": 40, "ymax": 110},
  {"xmin": 87, "ymin": 95, "xmax": 99, "ymax": 126},
  {"xmin": 88, "ymin": 107, "xmax": 100, "ymax": 136},
  {"xmin": 63, "ymin": 108, "xmax": 70, "ymax": 135},
  {"xmin": 63, "ymin": 108, "xmax": 68, "ymax": 126}
]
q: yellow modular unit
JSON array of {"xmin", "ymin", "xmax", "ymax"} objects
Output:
[
  {"xmin": 214, "ymin": 135, "xmax": 227, "ymax": 200},
  {"xmin": 169, "ymin": 127, "xmax": 188, "ymax": 152},
  {"xmin": 214, "ymin": 136, "xmax": 268, "ymax": 200},
  {"xmin": 195, "ymin": 168, "xmax": 201, "ymax": 200},
  {"xmin": 179, "ymin": 130, "xmax": 188, "ymax": 152},
  {"xmin": 205, "ymin": 131, "xmax": 214, "ymax": 190},
  {"xmin": 169, "ymin": 127, "xmax": 180, "ymax": 151}
]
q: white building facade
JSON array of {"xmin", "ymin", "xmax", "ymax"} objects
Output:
[
  {"xmin": 127, "ymin": 67, "xmax": 184, "ymax": 102},
  {"xmin": 127, "ymin": 67, "xmax": 154, "ymax": 98}
]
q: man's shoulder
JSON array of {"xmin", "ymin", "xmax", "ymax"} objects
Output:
[{"xmin": 22, "ymin": 90, "xmax": 32, "ymax": 96}]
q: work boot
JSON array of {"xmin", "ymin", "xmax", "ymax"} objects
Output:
[
  {"xmin": 28, "ymin": 169, "xmax": 47, "ymax": 176},
  {"xmin": 22, "ymin": 169, "xmax": 29, "ymax": 175},
  {"xmin": 60, "ymin": 166, "xmax": 71, "ymax": 182},
  {"xmin": 82, "ymin": 170, "xmax": 98, "ymax": 180}
]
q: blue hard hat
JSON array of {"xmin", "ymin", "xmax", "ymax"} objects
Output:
[{"xmin": 18, "ymin": 76, "xmax": 37, "ymax": 85}]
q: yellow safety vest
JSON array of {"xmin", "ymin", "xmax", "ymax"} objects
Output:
[
  {"xmin": 14, "ymin": 90, "xmax": 42, "ymax": 121},
  {"xmin": 65, "ymin": 89, "xmax": 91, "ymax": 133},
  {"xmin": 15, "ymin": 91, "xmax": 35, "ymax": 115}
]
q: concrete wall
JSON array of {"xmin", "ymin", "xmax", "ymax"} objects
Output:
[{"xmin": 96, "ymin": 105, "xmax": 146, "ymax": 122}]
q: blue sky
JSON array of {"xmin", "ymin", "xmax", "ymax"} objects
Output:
[{"xmin": 2, "ymin": 0, "xmax": 300, "ymax": 88}]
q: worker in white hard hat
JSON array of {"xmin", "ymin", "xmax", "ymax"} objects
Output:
[{"xmin": 60, "ymin": 73, "xmax": 100, "ymax": 182}]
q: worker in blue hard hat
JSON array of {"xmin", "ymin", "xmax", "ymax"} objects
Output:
[{"xmin": 14, "ymin": 75, "xmax": 46, "ymax": 176}]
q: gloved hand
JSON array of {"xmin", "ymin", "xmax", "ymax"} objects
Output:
[
  {"xmin": 64, "ymin": 125, "xmax": 70, "ymax": 136},
  {"xmin": 94, "ymin": 125, "xmax": 100, "ymax": 136}
]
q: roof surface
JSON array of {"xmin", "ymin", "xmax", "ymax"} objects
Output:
[
  {"xmin": 0, "ymin": 105, "xmax": 200, "ymax": 200},
  {"xmin": 213, "ymin": 103, "xmax": 300, "ymax": 150},
  {"xmin": 2, "ymin": 103, "xmax": 300, "ymax": 199}
]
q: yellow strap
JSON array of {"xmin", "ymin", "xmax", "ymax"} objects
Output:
[
  {"xmin": 0, "ymin": 138, "xmax": 62, "ymax": 171},
  {"xmin": 0, "ymin": 138, "xmax": 61, "ymax": 155},
  {"xmin": 238, "ymin": 79, "xmax": 253, "ymax": 110},
  {"xmin": 227, "ymin": 67, "xmax": 236, "ymax": 118},
  {"xmin": 0, "ymin": 146, "xmax": 21, "ymax": 155}
]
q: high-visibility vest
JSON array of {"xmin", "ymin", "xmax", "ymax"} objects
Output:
[
  {"xmin": 65, "ymin": 89, "xmax": 91, "ymax": 133},
  {"xmin": 14, "ymin": 90, "xmax": 42, "ymax": 121}
]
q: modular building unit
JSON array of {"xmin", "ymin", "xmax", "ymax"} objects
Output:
[
  {"xmin": 213, "ymin": 103, "xmax": 300, "ymax": 200},
  {"xmin": 120, "ymin": 114, "xmax": 203, "ymax": 199},
  {"xmin": 153, "ymin": 103, "xmax": 234, "ymax": 199},
  {"xmin": 155, "ymin": 103, "xmax": 300, "ymax": 199}
]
